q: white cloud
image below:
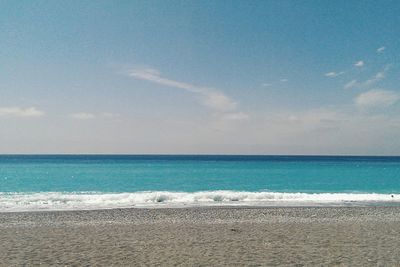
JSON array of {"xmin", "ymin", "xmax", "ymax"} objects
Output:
[
  {"xmin": 220, "ymin": 112, "xmax": 249, "ymax": 121},
  {"xmin": 377, "ymin": 46, "xmax": 386, "ymax": 53},
  {"xmin": 202, "ymin": 91, "xmax": 237, "ymax": 111},
  {"xmin": 364, "ymin": 66, "xmax": 389, "ymax": 86},
  {"xmin": 0, "ymin": 107, "xmax": 45, "ymax": 117},
  {"xmin": 280, "ymin": 79, "xmax": 288, "ymax": 82},
  {"xmin": 354, "ymin": 60, "xmax": 364, "ymax": 67},
  {"xmin": 325, "ymin": 71, "xmax": 345, "ymax": 78},
  {"xmin": 355, "ymin": 89, "xmax": 399, "ymax": 108},
  {"xmin": 69, "ymin": 112, "xmax": 96, "ymax": 120},
  {"xmin": 344, "ymin": 79, "xmax": 359, "ymax": 89},
  {"xmin": 344, "ymin": 65, "xmax": 390, "ymax": 89},
  {"xmin": 129, "ymin": 68, "xmax": 237, "ymax": 112},
  {"xmin": 69, "ymin": 112, "xmax": 122, "ymax": 120},
  {"xmin": 262, "ymin": 83, "xmax": 272, "ymax": 87}
]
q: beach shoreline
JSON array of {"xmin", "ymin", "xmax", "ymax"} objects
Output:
[{"xmin": 1, "ymin": 206, "xmax": 400, "ymax": 266}]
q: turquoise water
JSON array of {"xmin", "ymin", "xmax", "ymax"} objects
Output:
[{"xmin": 1, "ymin": 155, "xmax": 400, "ymax": 211}]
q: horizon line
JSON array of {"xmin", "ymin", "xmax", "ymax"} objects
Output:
[{"xmin": 0, "ymin": 154, "xmax": 399, "ymax": 157}]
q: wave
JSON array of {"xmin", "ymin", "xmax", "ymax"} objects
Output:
[{"xmin": 0, "ymin": 191, "xmax": 399, "ymax": 212}]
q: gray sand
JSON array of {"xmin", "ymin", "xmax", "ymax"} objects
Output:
[{"xmin": 1, "ymin": 206, "xmax": 400, "ymax": 266}]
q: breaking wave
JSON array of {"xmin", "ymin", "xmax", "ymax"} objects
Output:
[{"xmin": 0, "ymin": 191, "xmax": 399, "ymax": 212}]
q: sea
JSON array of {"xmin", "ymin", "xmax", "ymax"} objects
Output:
[{"xmin": 1, "ymin": 155, "xmax": 400, "ymax": 212}]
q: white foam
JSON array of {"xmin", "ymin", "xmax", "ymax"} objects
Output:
[{"xmin": 0, "ymin": 191, "xmax": 398, "ymax": 212}]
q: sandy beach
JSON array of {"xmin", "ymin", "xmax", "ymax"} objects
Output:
[{"xmin": 1, "ymin": 206, "xmax": 400, "ymax": 266}]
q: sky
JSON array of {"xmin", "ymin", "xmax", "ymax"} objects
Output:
[{"xmin": 1, "ymin": 0, "xmax": 400, "ymax": 155}]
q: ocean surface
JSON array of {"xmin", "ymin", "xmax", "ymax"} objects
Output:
[{"xmin": 1, "ymin": 155, "xmax": 400, "ymax": 211}]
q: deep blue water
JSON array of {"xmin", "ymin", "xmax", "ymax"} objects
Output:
[{"xmin": 1, "ymin": 155, "xmax": 400, "ymax": 193}]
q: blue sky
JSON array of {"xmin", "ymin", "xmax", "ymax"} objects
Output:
[{"xmin": 1, "ymin": 0, "xmax": 400, "ymax": 154}]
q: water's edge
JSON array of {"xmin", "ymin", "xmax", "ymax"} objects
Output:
[{"xmin": 1, "ymin": 190, "xmax": 399, "ymax": 212}]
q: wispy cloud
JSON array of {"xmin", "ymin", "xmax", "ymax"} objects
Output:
[
  {"xmin": 324, "ymin": 71, "xmax": 345, "ymax": 78},
  {"xmin": 344, "ymin": 65, "xmax": 390, "ymax": 89},
  {"xmin": 261, "ymin": 83, "xmax": 272, "ymax": 87},
  {"xmin": 355, "ymin": 89, "xmax": 399, "ymax": 108},
  {"xmin": 344, "ymin": 79, "xmax": 359, "ymax": 90},
  {"xmin": 377, "ymin": 46, "xmax": 386, "ymax": 53},
  {"xmin": 280, "ymin": 79, "xmax": 288, "ymax": 82},
  {"xmin": 219, "ymin": 112, "xmax": 249, "ymax": 121},
  {"xmin": 129, "ymin": 68, "xmax": 237, "ymax": 112},
  {"xmin": 69, "ymin": 112, "xmax": 121, "ymax": 120},
  {"xmin": 0, "ymin": 107, "xmax": 45, "ymax": 117},
  {"xmin": 69, "ymin": 112, "xmax": 96, "ymax": 120},
  {"xmin": 354, "ymin": 60, "xmax": 364, "ymax": 67},
  {"xmin": 364, "ymin": 65, "xmax": 389, "ymax": 86}
]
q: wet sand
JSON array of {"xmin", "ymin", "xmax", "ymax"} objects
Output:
[{"xmin": 1, "ymin": 206, "xmax": 400, "ymax": 266}]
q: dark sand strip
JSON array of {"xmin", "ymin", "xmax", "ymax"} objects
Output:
[{"xmin": 1, "ymin": 206, "xmax": 400, "ymax": 266}]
